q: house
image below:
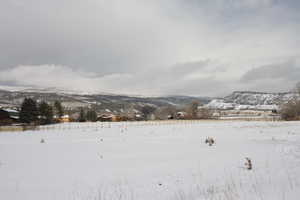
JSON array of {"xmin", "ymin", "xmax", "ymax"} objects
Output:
[
  {"xmin": 53, "ymin": 114, "xmax": 70, "ymax": 123},
  {"xmin": 176, "ymin": 111, "xmax": 187, "ymax": 119},
  {"xmin": 59, "ymin": 115, "xmax": 70, "ymax": 123},
  {"xmin": 0, "ymin": 108, "xmax": 19, "ymax": 125},
  {"xmin": 69, "ymin": 113, "xmax": 80, "ymax": 121},
  {"xmin": 0, "ymin": 109, "xmax": 11, "ymax": 125},
  {"xmin": 97, "ymin": 114, "xmax": 114, "ymax": 122},
  {"xmin": 135, "ymin": 114, "xmax": 144, "ymax": 121},
  {"xmin": 167, "ymin": 114, "xmax": 174, "ymax": 119},
  {"xmin": 97, "ymin": 114, "xmax": 123, "ymax": 122}
]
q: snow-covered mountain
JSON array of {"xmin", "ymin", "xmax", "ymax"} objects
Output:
[
  {"xmin": 205, "ymin": 99, "xmax": 279, "ymax": 110},
  {"xmin": 1, "ymin": 85, "xmax": 298, "ymax": 112},
  {"xmin": 224, "ymin": 91, "xmax": 295, "ymax": 105},
  {"xmin": 206, "ymin": 91, "xmax": 298, "ymax": 110}
]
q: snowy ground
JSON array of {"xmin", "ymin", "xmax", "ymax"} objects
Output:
[{"xmin": 0, "ymin": 121, "xmax": 300, "ymax": 200}]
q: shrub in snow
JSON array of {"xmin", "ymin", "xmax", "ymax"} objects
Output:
[
  {"xmin": 205, "ymin": 137, "xmax": 215, "ymax": 146},
  {"xmin": 245, "ymin": 157, "xmax": 252, "ymax": 170},
  {"xmin": 280, "ymin": 99, "xmax": 300, "ymax": 120}
]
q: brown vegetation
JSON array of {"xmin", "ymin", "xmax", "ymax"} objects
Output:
[{"xmin": 280, "ymin": 83, "xmax": 300, "ymax": 120}]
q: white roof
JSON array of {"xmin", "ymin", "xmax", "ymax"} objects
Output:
[{"xmin": 2, "ymin": 108, "xmax": 19, "ymax": 113}]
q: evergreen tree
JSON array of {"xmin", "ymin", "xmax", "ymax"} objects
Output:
[
  {"xmin": 39, "ymin": 101, "xmax": 54, "ymax": 125},
  {"xmin": 141, "ymin": 105, "xmax": 156, "ymax": 120},
  {"xmin": 86, "ymin": 110, "xmax": 97, "ymax": 122},
  {"xmin": 19, "ymin": 98, "xmax": 39, "ymax": 124},
  {"xmin": 54, "ymin": 100, "xmax": 64, "ymax": 118},
  {"xmin": 79, "ymin": 108, "xmax": 86, "ymax": 122}
]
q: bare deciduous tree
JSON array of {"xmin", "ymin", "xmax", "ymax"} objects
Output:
[
  {"xmin": 280, "ymin": 82, "xmax": 300, "ymax": 120},
  {"xmin": 185, "ymin": 101, "xmax": 200, "ymax": 119},
  {"xmin": 198, "ymin": 107, "xmax": 213, "ymax": 119},
  {"xmin": 154, "ymin": 106, "xmax": 177, "ymax": 120}
]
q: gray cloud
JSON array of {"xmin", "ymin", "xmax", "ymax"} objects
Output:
[
  {"xmin": 0, "ymin": 0, "xmax": 300, "ymax": 96},
  {"xmin": 239, "ymin": 59, "xmax": 300, "ymax": 92},
  {"xmin": 0, "ymin": 61, "xmax": 233, "ymax": 96},
  {"xmin": 241, "ymin": 60, "xmax": 300, "ymax": 82}
]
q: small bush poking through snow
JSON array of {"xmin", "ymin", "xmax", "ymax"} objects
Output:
[
  {"xmin": 244, "ymin": 157, "xmax": 252, "ymax": 170},
  {"xmin": 205, "ymin": 137, "xmax": 215, "ymax": 146}
]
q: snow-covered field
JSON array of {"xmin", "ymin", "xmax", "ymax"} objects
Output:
[{"xmin": 0, "ymin": 121, "xmax": 300, "ymax": 200}]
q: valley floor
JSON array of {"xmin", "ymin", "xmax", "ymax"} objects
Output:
[{"xmin": 0, "ymin": 121, "xmax": 300, "ymax": 200}]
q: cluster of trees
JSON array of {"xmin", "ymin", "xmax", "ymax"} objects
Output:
[
  {"xmin": 153, "ymin": 101, "xmax": 212, "ymax": 120},
  {"xmin": 280, "ymin": 83, "xmax": 300, "ymax": 120},
  {"xmin": 76, "ymin": 100, "xmax": 211, "ymax": 123},
  {"xmin": 18, "ymin": 97, "xmax": 213, "ymax": 125},
  {"xmin": 141, "ymin": 105, "xmax": 156, "ymax": 119},
  {"xmin": 184, "ymin": 101, "xmax": 212, "ymax": 119},
  {"xmin": 19, "ymin": 98, "xmax": 64, "ymax": 125},
  {"xmin": 281, "ymin": 100, "xmax": 300, "ymax": 120},
  {"xmin": 78, "ymin": 109, "xmax": 98, "ymax": 122}
]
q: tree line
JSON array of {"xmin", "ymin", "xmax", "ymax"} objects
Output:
[
  {"xmin": 19, "ymin": 98, "xmax": 99, "ymax": 124},
  {"xmin": 18, "ymin": 97, "xmax": 213, "ymax": 125},
  {"xmin": 19, "ymin": 98, "xmax": 64, "ymax": 125}
]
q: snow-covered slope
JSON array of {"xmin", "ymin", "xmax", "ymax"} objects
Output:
[
  {"xmin": 0, "ymin": 86, "xmax": 297, "ymax": 111},
  {"xmin": 206, "ymin": 99, "xmax": 235, "ymax": 110},
  {"xmin": 206, "ymin": 91, "xmax": 297, "ymax": 110},
  {"xmin": 224, "ymin": 91, "xmax": 296, "ymax": 105},
  {"xmin": 206, "ymin": 99, "xmax": 279, "ymax": 110}
]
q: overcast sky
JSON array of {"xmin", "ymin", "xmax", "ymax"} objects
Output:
[{"xmin": 0, "ymin": 0, "xmax": 300, "ymax": 96}]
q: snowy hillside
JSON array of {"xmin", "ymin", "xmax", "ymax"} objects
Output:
[
  {"xmin": 224, "ymin": 91, "xmax": 296, "ymax": 105},
  {"xmin": 206, "ymin": 99, "xmax": 279, "ymax": 110},
  {"xmin": 0, "ymin": 86, "xmax": 297, "ymax": 112},
  {"xmin": 206, "ymin": 91, "xmax": 298, "ymax": 110},
  {"xmin": 0, "ymin": 121, "xmax": 300, "ymax": 200}
]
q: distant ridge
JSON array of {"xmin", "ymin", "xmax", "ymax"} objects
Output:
[
  {"xmin": 224, "ymin": 91, "xmax": 296, "ymax": 105},
  {"xmin": 0, "ymin": 87, "xmax": 211, "ymax": 112},
  {"xmin": 230, "ymin": 91, "xmax": 292, "ymax": 95},
  {"xmin": 0, "ymin": 85, "xmax": 298, "ymax": 112}
]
